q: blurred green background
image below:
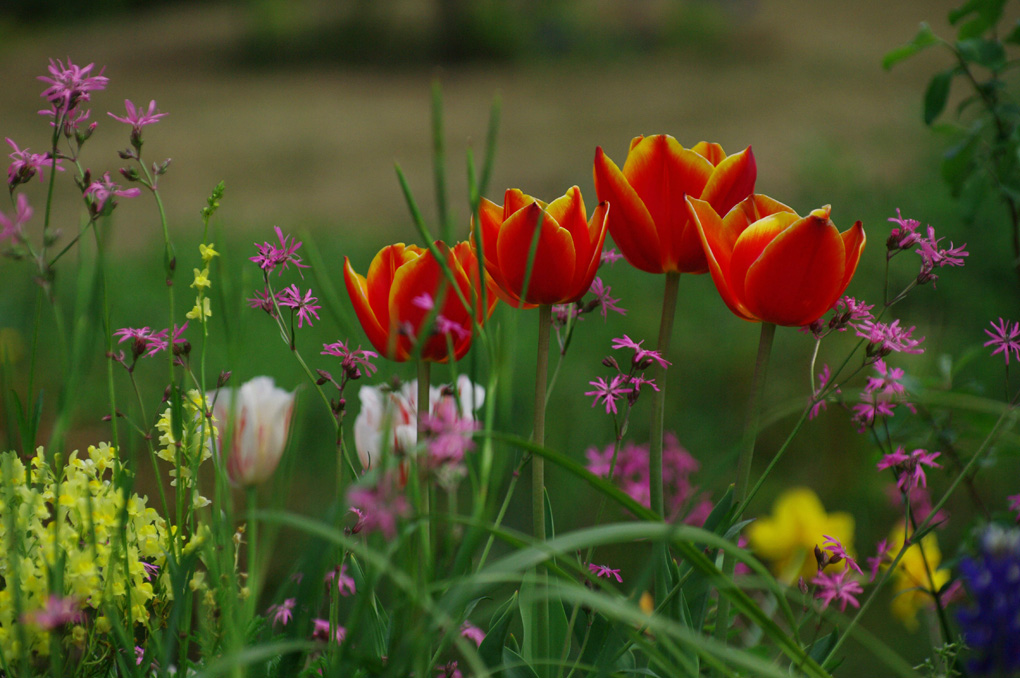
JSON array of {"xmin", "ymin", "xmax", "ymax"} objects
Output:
[{"xmin": 1, "ymin": 0, "xmax": 1018, "ymax": 671}]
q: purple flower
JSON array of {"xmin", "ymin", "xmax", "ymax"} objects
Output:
[
  {"xmin": 346, "ymin": 471, "xmax": 410, "ymax": 539},
  {"xmin": 877, "ymin": 447, "xmax": 941, "ymax": 493},
  {"xmin": 84, "ymin": 171, "xmax": 141, "ymax": 214},
  {"xmin": 865, "ymin": 359, "xmax": 907, "ymax": 396},
  {"xmin": 267, "ymin": 598, "xmax": 296, "ymax": 626},
  {"xmin": 108, "ymin": 99, "xmax": 167, "ymax": 132},
  {"xmin": 6, "ymin": 138, "xmax": 63, "ymax": 187},
  {"xmin": 587, "ymin": 277, "xmax": 626, "ymax": 321},
  {"xmin": 552, "ymin": 303, "xmax": 580, "ymax": 327},
  {"xmin": 916, "ymin": 224, "xmax": 968, "ymax": 270},
  {"xmin": 851, "ymin": 391, "xmax": 897, "ymax": 431},
  {"xmin": 461, "ymin": 622, "xmax": 485, "ymax": 647},
  {"xmin": 251, "ymin": 226, "xmax": 309, "ymax": 276},
  {"xmin": 599, "ymin": 247, "xmax": 624, "ymax": 267},
  {"xmin": 248, "ymin": 285, "xmax": 285, "ymax": 316},
  {"xmin": 0, "ymin": 193, "xmax": 34, "ymax": 242},
  {"xmin": 887, "ymin": 209, "xmax": 922, "ymax": 251},
  {"xmin": 809, "ymin": 364, "xmax": 836, "ymax": 420},
  {"xmin": 278, "ymin": 284, "xmax": 321, "ymax": 328},
  {"xmin": 984, "ymin": 318, "xmax": 1020, "ymax": 366},
  {"xmin": 820, "ymin": 534, "xmax": 863, "ymax": 575},
  {"xmin": 588, "ymin": 562, "xmax": 623, "ymax": 583},
  {"xmin": 325, "ymin": 564, "xmax": 356, "ymax": 597},
  {"xmin": 610, "ymin": 335, "xmax": 670, "ymax": 369},
  {"xmin": 867, "ymin": 538, "xmax": 892, "ymax": 583},
  {"xmin": 811, "ymin": 570, "xmax": 863, "ymax": 612},
  {"xmin": 585, "ymin": 374, "xmax": 632, "ymax": 415},
  {"xmin": 311, "ymin": 618, "xmax": 346, "ymax": 644},
  {"xmin": 114, "ymin": 326, "xmax": 169, "ymax": 358},
  {"xmin": 38, "ymin": 58, "xmax": 108, "ymax": 114},
  {"xmin": 855, "ymin": 319, "xmax": 925, "ymax": 357},
  {"xmin": 142, "ymin": 561, "xmax": 160, "ymax": 581},
  {"xmin": 322, "ymin": 340, "xmax": 378, "ymax": 378},
  {"xmin": 21, "ymin": 595, "xmax": 84, "ymax": 629},
  {"xmin": 421, "ymin": 396, "xmax": 479, "ymax": 474}
]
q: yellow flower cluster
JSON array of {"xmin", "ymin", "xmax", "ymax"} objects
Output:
[
  {"xmin": 155, "ymin": 388, "xmax": 214, "ymax": 509},
  {"xmin": 186, "ymin": 242, "xmax": 219, "ymax": 321},
  {"xmin": 0, "ymin": 444, "xmax": 167, "ymax": 660}
]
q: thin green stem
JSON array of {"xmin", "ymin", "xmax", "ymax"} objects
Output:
[
  {"xmin": 650, "ymin": 271, "xmax": 680, "ymax": 607},
  {"xmin": 533, "ymin": 304, "xmax": 552, "ymax": 675},
  {"xmin": 418, "ymin": 359, "xmax": 433, "ymax": 574}
]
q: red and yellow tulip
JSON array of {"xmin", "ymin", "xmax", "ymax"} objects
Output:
[
  {"xmin": 344, "ymin": 241, "xmax": 495, "ymax": 362},
  {"xmin": 593, "ymin": 135, "xmax": 756, "ymax": 274},
  {"xmin": 686, "ymin": 194, "xmax": 866, "ymax": 327},
  {"xmin": 476, "ymin": 186, "xmax": 608, "ymax": 307}
]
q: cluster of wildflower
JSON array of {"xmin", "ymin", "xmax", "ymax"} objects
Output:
[
  {"xmin": 6, "ymin": 138, "xmax": 63, "ymax": 189},
  {"xmin": 110, "ymin": 322, "xmax": 188, "ymax": 371},
  {"xmin": 353, "ymin": 375, "xmax": 484, "ymax": 477},
  {"xmin": 248, "ymin": 227, "xmax": 320, "ymax": 330},
  {"xmin": 0, "ymin": 194, "xmax": 35, "ymax": 250},
  {"xmin": 956, "ymin": 524, "xmax": 1020, "ymax": 675},
  {"xmin": 886, "ymin": 209, "xmax": 969, "ymax": 285},
  {"xmin": 586, "ymin": 433, "xmax": 710, "ymax": 522},
  {"xmin": 317, "ymin": 340, "xmax": 379, "ymax": 420},
  {"xmin": 154, "ymin": 388, "xmax": 215, "ymax": 508},
  {"xmin": 0, "ymin": 444, "xmax": 167, "ymax": 661},
  {"xmin": 346, "ymin": 470, "xmax": 411, "ymax": 539},
  {"xmin": 810, "ymin": 535, "xmax": 864, "ymax": 612},
  {"xmin": 876, "ymin": 446, "xmax": 941, "ymax": 493},
  {"xmin": 805, "ymin": 295, "xmax": 875, "ymax": 340},
  {"xmin": 584, "ymin": 335, "xmax": 668, "ymax": 416},
  {"xmin": 850, "ymin": 359, "xmax": 915, "ymax": 432},
  {"xmin": 184, "ymin": 242, "xmax": 219, "ymax": 323}
]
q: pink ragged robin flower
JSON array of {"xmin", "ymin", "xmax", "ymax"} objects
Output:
[
  {"xmin": 806, "ymin": 295, "xmax": 875, "ymax": 339},
  {"xmin": 278, "ymin": 284, "xmax": 321, "ymax": 328},
  {"xmin": 586, "ymin": 277, "xmax": 626, "ymax": 321},
  {"xmin": 7, "ymin": 138, "xmax": 64, "ymax": 187},
  {"xmin": 877, "ymin": 446, "xmax": 941, "ymax": 493},
  {"xmin": 0, "ymin": 193, "xmax": 34, "ymax": 242},
  {"xmin": 114, "ymin": 326, "xmax": 169, "ymax": 359},
  {"xmin": 851, "ymin": 391, "xmax": 897, "ymax": 432},
  {"xmin": 855, "ymin": 319, "xmax": 925, "ymax": 357},
  {"xmin": 267, "ymin": 598, "xmax": 296, "ymax": 626},
  {"xmin": 811, "ymin": 570, "xmax": 863, "ymax": 612},
  {"xmin": 809, "ymin": 364, "xmax": 836, "ymax": 420},
  {"xmin": 585, "ymin": 374, "xmax": 632, "ymax": 415},
  {"xmin": 867, "ymin": 538, "xmax": 892, "ymax": 583},
  {"xmin": 325, "ymin": 563, "xmax": 356, "ymax": 597},
  {"xmin": 420, "ymin": 393, "xmax": 479, "ymax": 473},
  {"xmin": 887, "ymin": 209, "xmax": 922, "ymax": 251},
  {"xmin": 865, "ymin": 359, "xmax": 907, "ymax": 396},
  {"xmin": 984, "ymin": 318, "xmax": 1020, "ymax": 366},
  {"xmin": 311, "ymin": 618, "xmax": 346, "ymax": 644},
  {"xmin": 346, "ymin": 471, "xmax": 410, "ymax": 539},
  {"xmin": 588, "ymin": 562, "xmax": 623, "ymax": 583},
  {"xmin": 251, "ymin": 226, "xmax": 308, "ymax": 276},
  {"xmin": 248, "ymin": 285, "xmax": 285, "ymax": 316},
  {"xmin": 38, "ymin": 58, "xmax": 108, "ymax": 114},
  {"xmin": 84, "ymin": 171, "xmax": 141, "ymax": 215},
  {"xmin": 108, "ymin": 99, "xmax": 167, "ymax": 133},
  {"xmin": 321, "ymin": 340, "xmax": 378, "ymax": 379},
  {"xmin": 820, "ymin": 534, "xmax": 863, "ymax": 575},
  {"xmin": 611, "ymin": 334, "xmax": 670, "ymax": 370},
  {"xmin": 21, "ymin": 595, "xmax": 84, "ymax": 629},
  {"xmin": 599, "ymin": 247, "xmax": 624, "ymax": 267},
  {"xmin": 915, "ymin": 224, "xmax": 968, "ymax": 272},
  {"xmin": 412, "ymin": 292, "xmax": 472, "ymax": 342}
]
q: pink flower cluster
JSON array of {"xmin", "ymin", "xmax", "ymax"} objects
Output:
[
  {"xmin": 877, "ymin": 446, "xmax": 941, "ymax": 494},
  {"xmin": 346, "ymin": 470, "xmax": 411, "ymax": 539},
  {"xmin": 586, "ymin": 433, "xmax": 710, "ymax": 522},
  {"xmin": 851, "ymin": 359, "xmax": 914, "ymax": 432},
  {"xmin": 887, "ymin": 209, "xmax": 968, "ymax": 285},
  {"xmin": 584, "ymin": 335, "xmax": 668, "ymax": 415}
]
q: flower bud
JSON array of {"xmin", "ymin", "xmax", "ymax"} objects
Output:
[{"xmin": 210, "ymin": 376, "xmax": 296, "ymax": 486}]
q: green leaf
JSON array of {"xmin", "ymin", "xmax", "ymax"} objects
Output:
[
  {"xmin": 479, "ymin": 592, "xmax": 518, "ymax": 667},
  {"xmin": 701, "ymin": 486, "xmax": 735, "ymax": 535},
  {"xmin": 956, "ymin": 38, "xmax": 1007, "ymax": 70},
  {"xmin": 883, "ymin": 22, "xmax": 939, "ymax": 70},
  {"xmin": 942, "ymin": 132, "xmax": 980, "ymax": 197},
  {"xmin": 924, "ymin": 69, "xmax": 955, "ymax": 125},
  {"xmin": 949, "ymin": 0, "xmax": 1007, "ymax": 39},
  {"xmin": 809, "ymin": 632, "xmax": 839, "ymax": 664},
  {"xmin": 544, "ymin": 488, "xmax": 555, "ymax": 539},
  {"xmin": 500, "ymin": 647, "xmax": 540, "ymax": 678},
  {"xmin": 519, "ymin": 570, "xmax": 569, "ymax": 674}
]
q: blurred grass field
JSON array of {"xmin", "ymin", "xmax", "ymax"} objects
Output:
[{"xmin": 1, "ymin": 1, "xmax": 1018, "ymax": 670}]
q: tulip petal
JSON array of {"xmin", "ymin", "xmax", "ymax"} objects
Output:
[
  {"xmin": 690, "ymin": 141, "xmax": 726, "ymax": 166},
  {"xmin": 497, "ymin": 202, "xmax": 576, "ymax": 305},
  {"xmin": 344, "ymin": 256, "xmax": 403, "ymax": 359},
  {"xmin": 729, "ymin": 211, "xmax": 801, "ymax": 308},
  {"xmin": 838, "ymin": 221, "xmax": 866, "ymax": 296},
  {"xmin": 476, "ymin": 197, "xmax": 523, "ymax": 306},
  {"xmin": 686, "ymin": 197, "xmax": 757, "ymax": 321},
  {"xmin": 503, "ymin": 188, "xmax": 543, "ymax": 221},
  {"xmin": 701, "ymin": 146, "xmax": 757, "ymax": 218},
  {"xmin": 743, "ymin": 209, "xmax": 847, "ymax": 326},
  {"xmin": 622, "ymin": 135, "xmax": 714, "ymax": 272},
  {"xmin": 572, "ymin": 201, "xmax": 610, "ymax": 301},
  {"xmin": 545, "ymin": 186, "xmax": 591, "ymax": 269},
  {"xmin": 593, "ymin": 146, "xmax": 662, "ymax": 273}
]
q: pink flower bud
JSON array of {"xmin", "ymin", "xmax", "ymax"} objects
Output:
[{"xmin": 211, "ymin": 376, "xmax": 295, "ymax": 486}]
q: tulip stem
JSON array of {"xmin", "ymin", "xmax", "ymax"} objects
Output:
[
  {"xmin": 715, "ymin": 321, "xmax": 775, "ymax": 655},
  {"xmin": 533, "ymin": 304, "xmax": 551, "ymax": 675},
  {"xmin": 649, "ymin": 271, "xmax": 680, "ymax": 606}
]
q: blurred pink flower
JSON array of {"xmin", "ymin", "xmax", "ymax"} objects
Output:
[
  {"xmin": 346, "ymin": 470, "xmax": 410, "ymax": 539},
  {"xmin": 108, "ymin": 99, "xmax": 167, "ymax": 132},
  {"xmin": 211, "ymin": 376, "xmax": 296, "ymax": 486},
  {"xmin": 812, "ymin": 570, "xmax": 863, "ymax": 612},
  {"xmin": 877, "ymin": 447, "xmax": 941, "ymax": 493},
  {"xmin": 7, "ymin": 138, "xmax": 63, "ymax": 187},
  {"xmin": 267, "ymin": 598, "xmax": 295, "ymax": 626},
  {"xmin": 311, "ymin": 618, "xmax": 346, "ymax": 644},
  {"xmin": 460, "ymin": 622, "xmax": 485, "ymax": 647},
  {"xmin": 38, "ymin": 58, "xmax": 108, "ymax": 113},
  {"xmin": 588, "ymin": 562, "xmax": 623, "ymax": 583},
  {"xmin": 251, "ymin": 225, "xmax": 308, "ymax": 276},
  {"xmin": 325, "ymin": 564, "xmax": 356, "ymax": 597},
  {"xmin": 984, "ymin": 318, "xmax": 1020, "ymax": 365},
  {"xmin": 84, "ymin": 171, "xmax": 141, "ymax": 214},
  {"xmin": 21, "ymin": 595, "xmax": 84, "ymax": 629},
  {"xmin": 0, "ymin": 193, "xmax": 34, "ymax": 242}
]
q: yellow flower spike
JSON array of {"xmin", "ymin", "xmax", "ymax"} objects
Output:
[
  {"xmin": 190, "ymin": 267, "xmax": 211, "ymax": 290},
  {"xmin": 745, "ymin": 486, "xmax": 855, "ymax": 583},
  {"xmin": 185, "ymin": 296, "xmax": 212, "ymax": 320},
  {"xmin": 199, "ymin": 242, "xmax": 219, "ymax": 263}
]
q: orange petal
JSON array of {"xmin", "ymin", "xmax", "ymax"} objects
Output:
[
  {"xmin": 622, "ymin": 135, "xmax": 713, "ymax": 272},
  {"xmin": 593, "ymin": 146, "xmax": 662, "ymax": 273},
  {"xmin": 503, "ymin": 188, "xmax": 543, "ymax": 221},
  {"xmin": 545, "ymin": 186, "xmax": 591, "ymax": 270},
  {"xmin": 344, "ymin": 256, "xmax": 404, "ymax": 360},
  {"xmin": 743, "ymin": 210, "xmax": 847, "ymax": 326},
  {"xmin": 701, "ymin": 146, "xmax": 757, "ymax": 218},
  {"xmin": 729, "ymin": 212, "xmax": 801, "ymax": 308},
  {"xmin": 570, "ymin": 201, "xmax": 610, "ymax": 301},
  {"xmin": 690, "ymin": 141, "xmax": 726, "ymax": 166},
  {"xmin": 475, "ymin": 198, "xmax": 517, "ymax": 304},
  {"xmin": 390, "ymin": 245, "xmax": 450, "ymax": 361},
  {"xmin": 685, "ymin": 197, "xmax": 757, "ymax": 321},
  {"xmin": 838, "ymin": 221, "xmax": 866, "ymax": 297},
  {"xmin": 497, "ymin": 202, "xmax": 576, "ymax": 305}
]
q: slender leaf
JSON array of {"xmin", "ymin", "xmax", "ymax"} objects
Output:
[
  {"xmin": 883, "ymin": 22, "xmax": 940, "ymax": 70},
  {"xmin": 479, "ymin": 592, "xmax": 518, "ymax": 667},
  {"xmin": 924, "ymin": 69, "xmax": 955, "ymax": 125},
  {"xmin": 956, "ymin": 37, "xmax": 1007, "ymax": 70},
  {"xmin": 501, "ymin": 647, "xmax": 540, "ymax": 678}
]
